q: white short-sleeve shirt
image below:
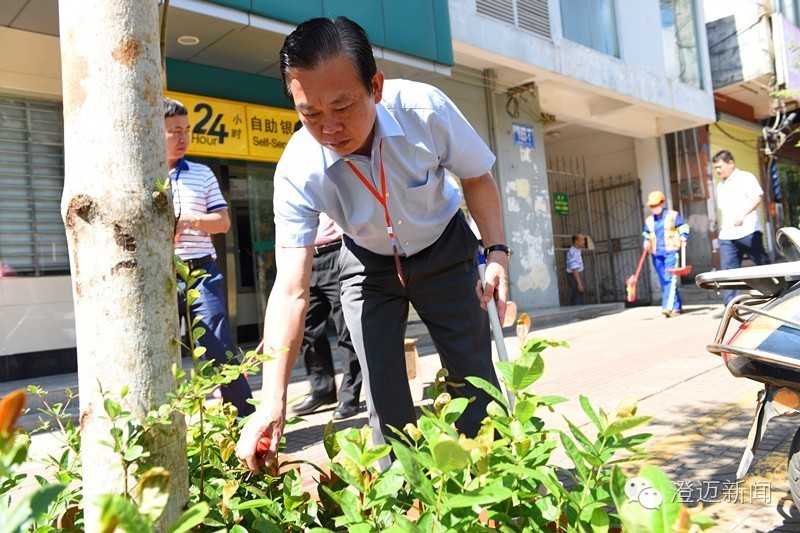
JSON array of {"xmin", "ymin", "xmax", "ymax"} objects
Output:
[
  {"xmin": 170, "ymin": 159, "xmax": 227, "ymax": 260},
  {"xmin": 717, "ymin": 168, "xmax": 763, "ymax": 241},
  {"xmin": 273, "ymin": 79, "xmax": 496, "ymax": 257}
]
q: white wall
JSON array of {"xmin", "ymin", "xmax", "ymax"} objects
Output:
[
  {"xmin": 0, "ymin": 26, "xmax": 73, "ymax": 358},
  {"xmin": 546, "ymin": 132, "xmax": 638, "ymax": 180},
  {"xmin": 0, "ymin": 276, "xmax": 76, "ymax": 356},
  {"xmin": 0, "ymin": 26, "xmax": 61, "ymax": 99},
  {"xmin": 492, "ymin": 97, "xmax": 560, "ymax": 309},
  {"xmin": 450, "ymin": 0, "xmax": 715, "ymax": 125}
]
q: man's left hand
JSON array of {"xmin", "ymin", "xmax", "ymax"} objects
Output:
[
  {"xmin": 174, "ymin": 214, "xmax": 198, "ymax": 243},
  {"xmin": 475, "ymin": 255, "xmax": 509, "ymax": 324}
]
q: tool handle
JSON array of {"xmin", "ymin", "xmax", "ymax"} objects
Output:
[
  {"xmin": 478, "ymin": 255, "xmax": 515, "ymax": 409},
  {"xmin": 633, "ymin": 247, "xmax": 648, "ymax": 281},
  {"xmin": 681, "ymin": 241, "xmax": 686, "ymax": 269}
]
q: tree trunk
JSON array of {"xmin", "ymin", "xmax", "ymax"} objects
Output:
[{"xmin": 58, "ymin": 0, "xmax": 187, "ymax": 529}]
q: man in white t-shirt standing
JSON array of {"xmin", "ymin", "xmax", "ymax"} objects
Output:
[{"xmin": 712, "ymin": 150, "xmax": 771, "ymax": 306}]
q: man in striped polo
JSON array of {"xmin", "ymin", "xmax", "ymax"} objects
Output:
[{"xmin": 165, "ymin": 97, "xmax": 254, "ymax": 416}]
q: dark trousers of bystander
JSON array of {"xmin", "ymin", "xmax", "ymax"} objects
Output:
[
  {"xmin": 719, "ymin": 231, "xmax": 771, "ymax": 306},
  {"xmin": 567, "ymin": 271, "xmax": 585, "ymax": 305},
  {"xmin": 299, "ymin": 246, "xmax": 362, "ymax": 407},
  {"xmin": 177, "ymin": 259, "xmax": 254, "ymax": 417}
]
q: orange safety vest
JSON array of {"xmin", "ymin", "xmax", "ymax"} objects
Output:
[{"xmin": 645, "ymin": 210, "xmax": 681, "ymax": 251}]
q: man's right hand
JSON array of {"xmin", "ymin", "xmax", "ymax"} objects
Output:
[{"xmin": 235, "ymin": 403, "xmax": 286, "ymax": 474}]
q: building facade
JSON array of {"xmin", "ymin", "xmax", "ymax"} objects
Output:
[{"xmin": 0, "ymin": 0, "xmax": 716, "ymax": 381}]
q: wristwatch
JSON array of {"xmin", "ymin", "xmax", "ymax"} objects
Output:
[
  {"xmin": 483, "ymin": 244, "xmax": 510, "ymax": 259},
  {"xmin": 191, "ymin": 215, "xmax": 200, "ymax": 229}
]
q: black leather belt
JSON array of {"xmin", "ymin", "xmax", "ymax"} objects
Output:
[
  {"xmin": 313, "ymin": 240, "xmax": 342, "ymax": 256},
  {"xmin": 185, "ymin": 254, "xmax": 214, "ymax": 271}
]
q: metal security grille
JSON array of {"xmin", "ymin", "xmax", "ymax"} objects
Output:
[
  {"xmin": 548, "ymin": 157, "xmax": 648, "ymax": 304},
  {"xmin": 0, "ymin": 96, "xmax": 68, "ymax": 276},
  {"xmin": 477, "ymin": 0, "xmax": 552, "ymax": 39}
]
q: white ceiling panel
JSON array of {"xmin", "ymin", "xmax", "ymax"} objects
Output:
[
  {"xmin": 0, "ymin": 0, "xmax": 28, "ymax": 27},
  {"xmin": 188, "ymin": 25, "xmax": 285, "ymax": 74},
  {"xmin": 9, "ymin": 0, "xmax": 58, "ymax": 36},
  {"xmin": 166, "ymin": 6, "xmax": 247, "ymax": 61}
]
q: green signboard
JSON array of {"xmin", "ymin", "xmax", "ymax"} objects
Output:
[{"xmin": 553, "ymin": 192, "xmax": 569, "ymax": 215}]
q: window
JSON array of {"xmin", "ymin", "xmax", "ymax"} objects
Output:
[
  {"xmin": 0, "ymin": 96, "xmax": 68, "ymax": 276},
  {"xmin": 774, "ymin": 0, "xmax": 800, "ymax": 26},
  {"xmin": 560, "ymin": 0, "xmax": 619, "ymax": 57},
  {"xmin": 477, "ymin": 0, "xmax": 552, "ymax": 40},
  {"xmin": 661, "ymin": 0, "xmax": 702, "ymax": 88}
]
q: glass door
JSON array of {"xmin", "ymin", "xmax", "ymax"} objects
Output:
[{"xmin": 247, "ymin": 164, "xmax": 277, "ymax": 333}]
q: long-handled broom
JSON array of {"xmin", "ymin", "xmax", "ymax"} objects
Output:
[{"xmin": 626, "ymin": 248, "xmax": 649, "ymax": 303}]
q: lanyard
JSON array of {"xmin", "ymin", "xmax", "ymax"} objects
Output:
[{"xmin": 344, "ymin": 139, "xmax": 406, "ymax": 288}]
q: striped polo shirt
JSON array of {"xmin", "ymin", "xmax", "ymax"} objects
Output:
[{"xmin": 170, "ymin": 158, "xmax": 227, "ymax": 260}]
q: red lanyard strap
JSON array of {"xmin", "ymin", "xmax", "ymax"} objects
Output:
[{"xmin": 344, "ymin": 140, "xmax": 406, "ymax": 287}]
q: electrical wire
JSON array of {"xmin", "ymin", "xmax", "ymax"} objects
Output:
[{"xmin": 708, "ymin": 12, "xmax": 768, "ymax": 51}]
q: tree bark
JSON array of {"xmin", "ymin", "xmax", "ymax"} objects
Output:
[{"xmin": 58, "ymin": 0, "xmax": 187, "ymax": 529}]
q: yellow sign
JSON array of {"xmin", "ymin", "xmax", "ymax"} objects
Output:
[{"xmin": 165, "ymin": 91, "xmax": 298, "ymax": 163}]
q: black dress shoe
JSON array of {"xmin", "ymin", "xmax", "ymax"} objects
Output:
[
  {"xmin": 332, "ymin": 402, "xmax": 364, "ymax": 421},
  {"xmin": 292, "ymin": 393, "xmax": 337, "ymax": 415}
]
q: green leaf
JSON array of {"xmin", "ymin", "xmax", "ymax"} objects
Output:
[
  {"xmin": 535, "ymin": 495, "xmax": 560, "ymax": 521},
  {"xmin": 360, "ymin": 444, "xmax": 391, "ymax": 468},
  {"xmin": 191, "ymin": 327, "xmax": 207, "ymax": 343},
  {"xmin": 137, "ymin": 467, "xmax": 171, "ymax": 522},
  {"xmin": 323, "ymin": 420, "xmax": 340, "ymax": 460},
  {"xmin": 640, "ymin": 465, "xmax": 682, "ymax": 533},
  {"xmin": 443, "ymin": 485, "xmax": 513, "ymax": 508},
  {"xmin": 103, "ymin": 398, "xmax": 121, "ymax": 419},
  {"xmin": 186, "ymin": 288, "xmax": 201, "ymax": 307},
  {"xmin": 513, "ymin": 399, "xmax": 536, "ymax": 423},
  {"xmin": 388, "ymin": 438, "xmax": 437, "ymax": 506},
  {"xmin": 370, "ymin": 466, "xmax": 405, "ymax": 500},
  {"xmin": 558, "ymin": 430, "xmax": 589, "ymax": 481},
  {"xmin": 604, "ymin": 415, "xmax": 652, "ymax": 437},
  {"xmin": 486, "ymin": 400, "xmax": 507, "ymax": 419},
  {"xmin": 96, "ymin": 494, "xmax": 151, "ymax": 533},
  {"xmin": 540, "ymin": 394, "xmax": 568, "ymax": 406},
  {"xmin": 441, "ymin": 397, "xmax": 469, "ymax": 425},
  {"xmin": 465, "ymin": 376, "xmax": 509, "ymax": 409},
  {"xmin": 564, "ymin": 417, "xmax": 595, "ymax": 453},
  {"xmin": 230, "ymin": 499, "xmax": 274, "ymax": 510},
  {"xmin": 432, "ymin": 438, "xmax": 470, "ymax": 472},
  {"xmin": 319, "ymin": 485, "xmax": 361, "ymax": 523},
  {"xmin": 690, "ymin": 514, "xmax": 716, "ymax": 529},
  {"xmin": 167, "ymin": 502, "xmax": 210, "ymax": 533},
  {"xmin": 495, "ymin": 360, "xmax": 515, "ymax": 388},
  {"xmin": 591, "ymin": 507, "xmax": 610, "ymax": 533},
  {"xmin": 123, "ymin": 444, "xmax": 145, "ymax": 462},
  {"xmin": 499, "ymin": 353, "xmax": 544, "ymax": 391},
  {"xmin": 579, "ymin": 395, "xmax": 604, "ymax": 432},
  {"xmin": 1, "ymin": 484, "xmax": 66, "ymax": 533}
]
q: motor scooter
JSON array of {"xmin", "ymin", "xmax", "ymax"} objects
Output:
[{"xmin": 696, "ymin": 227, "xmax": 800, "ymax": 509}]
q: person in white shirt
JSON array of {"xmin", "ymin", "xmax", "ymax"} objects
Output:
[
  {"xmin": 712, "ymin": 150, "xmax": 771, "ymax": 306},
  {"xmin": 236, "ymin": 16, "xmax": 508, "ymax": 472},
  {"xmin": 165, "ymin": 97, "xmax": 254, "ymax": 417},
  {"xmin": 566, "ymin": 233, "xmax": 585, "ymax": 305}
]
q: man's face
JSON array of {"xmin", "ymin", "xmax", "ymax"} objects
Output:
[
  {"xmin": 713, "ymin": 159, "xmax": 735, "ymax": 180},
  {"xmin": 650, "ymin": 203, "xmax": 664, "ymax": 216},
  {"xmin": 165, "ymin": 114, "xmax": 190, "ymax": 162},
  {"xmin": 288, "ymin": 55, "xmax": 384, "ymax": 156},
  {"xmin": 575, "ymin": 234, "xmax": 586, "ymax": 248}
]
